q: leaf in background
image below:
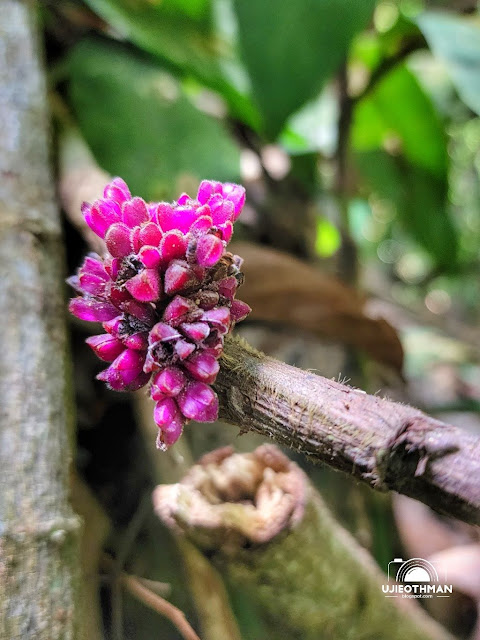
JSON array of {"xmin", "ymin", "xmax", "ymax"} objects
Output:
[
  {"xmin": 233, "ymin": 0, "xmax": 376, "ymax": 140},
  {"xmin": 315, "ymin": 218, "xmax": 341, "ymax": 257},
  {"xmin": 416, "ymin": 11, "xmax": 480, "ymax": 116},
  {"xmin": 352, "ymin": 64, "xmax": 448, "ymax": 178},
  {"xmin": 83, "ymin": 0, "xmax": 259, "ymax": 126},
  {"xmin": 68, "ymin": 39, "xmax": 240, "ymax": 201},
  {"xmin": 355, "ymin": 150, "xmax": 458, "ymax": 270},
  {"xmin": 231, "ymin": 241, "xmax": 404, "ymax": 372}
]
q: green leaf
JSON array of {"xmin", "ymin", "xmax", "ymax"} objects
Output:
[
  {"xmin": 83, "ymin": 0, "xmax": 259, "ymax": 126},
  {"xmin": 416, "ymin": 11, "xmax": 480, "ymax": 116},
  {"xmin": 233, "ymin": 0, "xmax": 377, "ymax": 139},
  {"xmin": 315, "ymin": 218, "xmax": 341, "ymax": 257},
  {"xmin": 68, "ymin": 38, "xmax": 240, "ymax": 200},
  {"xmin": 352, "ymin": 64, "xmax": 448, "ymax": 178},
  {"xmin": 355, "ymin": 150, "xmax": 457, "ymax": 269}
]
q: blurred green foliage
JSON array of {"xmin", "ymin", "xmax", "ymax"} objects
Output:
[{"xmin": 58, "ymin": 0, "xmax": 480, "ymax": 319}]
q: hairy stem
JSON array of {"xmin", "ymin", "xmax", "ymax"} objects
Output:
[{"xmin": 215, "ymin": 336, "xmax": 480, "ymax": 525}]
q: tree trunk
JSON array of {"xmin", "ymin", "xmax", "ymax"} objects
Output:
[{"xmin": 0, "ymin": 2, "xmax": 81, "ymax": 638}]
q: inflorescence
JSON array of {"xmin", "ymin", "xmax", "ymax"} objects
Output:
[{"xmin": 68, "ymin": 178, "xmax": 250, "ymax": 450}]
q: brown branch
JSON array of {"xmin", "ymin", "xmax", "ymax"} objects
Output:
[
  {"xmin": 100, "ymin": 557, "xmax": 202, "ymax": 640},
  {"xmin": 0, "ymin": 3, "xmax": 81, "ymax": 639},
  {"xmin": 215, "ymin": 337, "xmax": 480, "ymax": 525}
]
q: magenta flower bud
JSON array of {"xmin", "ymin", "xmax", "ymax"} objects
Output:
[
  {"xmin": 84, "ymin": 200, "xmax": 121, "ymax": 238},
  {"xmin": 153, "ymin": 397, "xmax": 179, "ymax": 427},
  {"xmin": 218, "ymin": 276, "xmax": 237, "ymax": 301},
  {"xmin": 125, "ymin": 269, "xmax": 161, "ymax": 302},
  {"xmin": 130, "ymin": 226, "xmax": 142, "ymax": 253},
  {"xmin": 163, "ymin": 295, "xmax": 199, "ymax": 324},
  {"xmin": 189, "ymin": 214, "xmax": 213, "ymax": 236},
  {"xmin": 201, "ymin": 307, "xmax": 231, "ymax": 333},
  {"xmin": 219, "ymin": 221, "xmax": 233, "ymax": 243},
  {"xmin": 202, "ymin": 336, "xmax": 224, "ymax": 358},
  {"xmin": 151, "ymin": 367, "xmax": 186, "ymax": 398},
  {"xmin": 195, "ymin": 234, "xmax": 224, "ymax": 268},
  {"xmin": 69, "ymin": 177, "xmax": 251, "ymax": 450},
  {"xmin": 69, "ymin": 298, "xmax": 119, "ymax": 323},
  {"xmin": 105, "ymin": 222, "xmax": 133, "ymax": 258},
  {"xmin": 122, "ymin": 332, "xmax": 148, "ymax": 350},
  {"xmin": 102, "ymin": 315, "xmax": 123, "ymax": 336},
  {"xmin": 151, "ymin": 202, "xmax": 172, "ymax": 228},
  {"xmin": 156, "ymin": 415, "xmax": 184, "ymax": 450},
  {"xmin": 178, "ymin": 382, "xmax": 219, "ymax": 422},
  {"xmin": 210, "ymin": 195, "xmax": 235, "ymax": 226},
  {"xmin": 138, "ymin": 245, "xmax": 162, "ymax": 269},
  {"xmin": 76, "ymin": 272, "xmax": 106, "ymax": 297},
  {"xmin": 175, "ymin": 339, "xmax": 196, "ymax": 360},
  {"xmin": 231, "ymin": 299, "xmax": 252, "ymax": 323},
  {"xmin": 164, "ymin": 260, "xmax": 199, "ymax": 295},
  {"xmin": 82, "ymin": 255, "xmax": 109, "ymax": 279},
  {"xmin": 122, "ymin": 197, "xmax": 149, "ymax": 228},
  {"xmin": 176, "ymin": 193, "xmax": 190, "ymax": 205},
  {"xmin": 197, "ymin": 180, "xmax": 222, "ymax": 204},
  {"xmin": 159, "ymin": 230, "xmax": 187, "ymax": 262},
  {"xmin": 157, "ymin": 204, "xmax": 197, "ymax": 234},
  {"xmin": 86, "ymin": 333, "xmax": 125, "ymax": 362},
  {"xmin": 103, "ymin": 256, "xmax": 121, "ymax": 280},
  {"xmin": 97, "ymin": 366, "xmax": 149, "ymax": 391},
  {"xmin": 113, "ymin": 348, "xmax": 145, "ymax": 374},
  {"xmin": 97, "ymin": 348, "xmax": 147, "ymax": 390},
  {"xmin": 138, "ymin": 222, "xmax": 163, "ymax": 247},
  {"xmin": 183, "ymin": 352, "xmax": 219, "ymax": 384},
  {"xmin": 103, "ymin": 177, "xmax": 131, "ymax": 203},
  {"xmin": 149, "ymin": 322, "xmax": 181, "ymax": 345},
  {"xmin": 119, "ymin": 299, "xmax": 156, "ymax": 324},
  {"xmin": 180, "ymin": 322, "xmax": 210, "ymax": 342},
  {"xmin": 222, "ymin": 183, "xmax": 246, "ymax": 218}
]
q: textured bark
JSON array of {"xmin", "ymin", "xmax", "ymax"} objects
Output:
[
  {"xmin": 0, "ymin": 3, "xmax": 81, "ymax": 639},
  {"xmin": 154, "ymin": 445, "xmax": 453, "ymax": 640},
  {"xmin": 215, "ymin": 337, "xmax": 480, "ymax": 525}
]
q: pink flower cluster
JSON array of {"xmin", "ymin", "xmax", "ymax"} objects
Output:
[{"xmin": 68, "ymin": 178, "xmax": 250, "ymax": 450}]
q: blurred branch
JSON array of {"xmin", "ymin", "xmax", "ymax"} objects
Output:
[
  {"xmin": 0, "ymin": 3, "xmax": 81, "ymax": 638},
  {"xmin": 353, "ymin": 37, "xmax": 426, "ymax": 105},
  {"xmin": 154, "ymin": 445, "xmax": 453, "ymax": 640},
  {"xmin": 335, "ymin": 37, "xmax": 425, "ymax": 283},
  {"xmin": 102, "ymin": 556, "xmax": 201, "ymax": 640},
  {"xmin": 215, "ymin": 336, "xmax": 480, "ymax": 525}
]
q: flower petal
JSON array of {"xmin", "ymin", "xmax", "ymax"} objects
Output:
[
  {"xmin": 69, "ymin": 298, "xmax": 119, "ymax": 322},
  {"xmin": 178, "ymin": 382, "xmax": 219, "ymax": 422},
  {"xmin": 125, "ymin": 269, "xmax": 161, "ymax": 302}
]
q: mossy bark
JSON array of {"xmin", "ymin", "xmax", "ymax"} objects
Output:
[
  {"xmin": 154, "ymin": 445, "xmax": 453, "ymax": 640},
  {"xmin": 219, "ymin": 496, "xmax": 449, "ymax": 640},
  {"xmin": 0, "ymin": 2, "xmax": 81, "ymax": 638}
]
